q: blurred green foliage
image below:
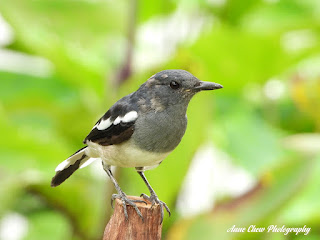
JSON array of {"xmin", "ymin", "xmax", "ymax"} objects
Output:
[{"xmin": 0, "ymin": 0, "xmax": 320, "ymax": 239}]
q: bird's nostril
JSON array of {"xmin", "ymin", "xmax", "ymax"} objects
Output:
[{"xmin": 194, "ymin": 82, "xmax": 201, "ymax": 87}]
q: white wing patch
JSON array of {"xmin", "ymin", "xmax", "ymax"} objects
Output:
[
  {"xmin": 96, "ymin": 111, "xmax": 138, "ymax": 130},
  {"xmin": 122, "ymin": 111, "xmax": 138, "ymax": 123},
  {"xmin": 97, "ymin": 118, "xmax": 112, "ymax": 130},
  {"xmin": 113, "ymin": 116, "xmax": 121, "ymax": 125}
]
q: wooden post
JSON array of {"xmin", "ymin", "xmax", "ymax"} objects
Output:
[{"xmin": 103, "ymin": 196, "xmax": 162, "ymax": 240}]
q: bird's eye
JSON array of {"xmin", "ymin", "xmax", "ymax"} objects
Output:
[{"xmin": 170, "ymin": 81, "xmax": 180, "ymax": 89}]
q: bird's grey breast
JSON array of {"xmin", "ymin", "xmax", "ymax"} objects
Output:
[{"xmin": 133, "ymin": 107, "xmax": 187, "ymax": 153}]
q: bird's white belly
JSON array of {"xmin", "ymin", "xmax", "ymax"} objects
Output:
[{"xmin": 86, "ymin": 140, "xmax": 170, "ymax": 169}]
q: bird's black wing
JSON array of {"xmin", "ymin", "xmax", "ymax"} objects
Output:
[{"xmin": 83, "ymin": 100, "xmax": 138, "ymax": 146}]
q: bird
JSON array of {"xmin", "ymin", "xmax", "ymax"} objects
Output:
[{"xmin": 51, "ymin": 69, "xmax": 223, "ymax": 223}]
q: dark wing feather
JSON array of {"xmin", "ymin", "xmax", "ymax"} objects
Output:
[
  {"xmin": 84, "ymin": 122, "xmax": 135, "ymax": 146},
  {"xmin": 83, "ymin": 101, "xmax": 137, "ymax": 146}
]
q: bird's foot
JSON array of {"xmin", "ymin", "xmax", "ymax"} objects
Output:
[
  {"xmin": 140, "ymin": 193, "xmax": 171, "ymax": 224},
  {"xmin": 111, "ymin": 193, "xmax": 147, "ymax": 221}
]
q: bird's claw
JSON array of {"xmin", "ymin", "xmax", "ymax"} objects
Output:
[
  {"xmin": 111, "ymin": 193, "xmax": 146, "ymax": 221},
  {"xmin": 140, "ymin": 193, "xmax": 171, "ymax": 224}
]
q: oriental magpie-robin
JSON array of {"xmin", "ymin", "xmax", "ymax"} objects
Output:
[{"xmin": 51, "ymin": 70, "xmax": 223, "ymax": 223}]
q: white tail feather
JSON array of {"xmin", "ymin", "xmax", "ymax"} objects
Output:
[
  {"xmin": 55, "ymin": 148, "xmax": 90, "ymax": 172},
  {"xmin": 80, "ymin": 158, "xmax": 97, "ymax": 169}
]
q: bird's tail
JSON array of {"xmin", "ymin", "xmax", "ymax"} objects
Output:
[{"xmin": 51, "ymin": 146, "xmax": 94, "ymax": 187}]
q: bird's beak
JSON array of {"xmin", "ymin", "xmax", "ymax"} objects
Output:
[{"xmin": 194, "ymin": 81, "xmax": 223, "ymax": 91}]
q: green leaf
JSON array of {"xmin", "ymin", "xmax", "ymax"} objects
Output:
[
  {"xmin": 279, "ymin": 154, "xmax": 320, "ymax": 225},
  {"xmin": 167, "ymin": 157, "xmax": 314, "ymax": 240},
  {"xmin": 24, "ymin": 210, "xmax": 71, "ymax": 240},
  {"xmin": 217, "ymin": 102, "xmax": 284, "ymax": 176},
  {"xmin": 0, "ymin": 175, "xmax": 24, "ymax": 217},
  {"xmin": 0, "ymin": 0, "xmax": 123, "ymax": 96},
  {"xmin": 28, "ymin": 177, "xmax": 108, "ymax": 240}
]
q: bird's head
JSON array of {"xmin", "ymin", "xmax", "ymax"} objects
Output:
[{"xmin": 141, "ymin": 70, "xmax": 223, "ymax": 109}]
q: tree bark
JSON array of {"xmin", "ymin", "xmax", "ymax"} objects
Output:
[{"xmin": 103, "ymin": 196, "xmax": 162, "ymax": 240}]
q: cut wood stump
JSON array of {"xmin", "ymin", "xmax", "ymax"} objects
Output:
[{"xmin": 103, "ymin": 196, "xmax": 162, "ymax": 240}]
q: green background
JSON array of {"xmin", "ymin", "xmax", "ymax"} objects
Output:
[{"xmin": 0, "ymin": 0, "xmax": 320, "ymax": 239}]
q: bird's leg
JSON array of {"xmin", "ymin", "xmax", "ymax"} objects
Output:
[
  {"xmin": 137, "ymin": 170, "xmax": 171, "ymax": 223},
  {"xmin": 102, "ymin": 162, "xmax": 146, "ymax": 221}
]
